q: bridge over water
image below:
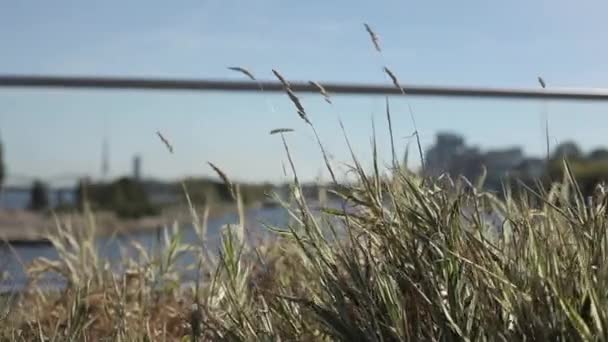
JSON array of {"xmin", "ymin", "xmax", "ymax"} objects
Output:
[{"xmin": 1, "ymin": 172, "xmax": 89, "ymax": 209}]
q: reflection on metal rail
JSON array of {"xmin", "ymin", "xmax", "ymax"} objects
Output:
[{"xmin": 2, "ymin": 74, "xmax": 608, "ymax": 101}]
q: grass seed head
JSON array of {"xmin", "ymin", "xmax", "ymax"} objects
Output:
[
  {"xmin": 383, "ymin": 67, "xmax": 401, "ymax": 90},
  {"xmin": 270, "ymin": 128, "xmax": 295, "ymax": 135},
  {"xmin": 364, "ymin": 23, "xmax": 382, "ymax": 52},
  {"xmin": 208, "ymin": 161, "xmax": 236, "ymax": 200},
  {"xmin": 228, "ymin": 66, "xmax": 256, "ymax": 81},
  {"xmin": 309, "ymin": 81, "xmax": 332, "ymax": 104},
  {"xmin": 156, "ymin": 131, "xmax": 174, "ymax": 154}
]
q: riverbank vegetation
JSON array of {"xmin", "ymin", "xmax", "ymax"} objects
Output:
[{"xmin": 3, "ymin": 123, "xmax": 608, "ymax": 340}]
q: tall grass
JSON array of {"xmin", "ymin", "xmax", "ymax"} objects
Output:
[
  {"xmin": 3, "ymin": 113, "xmax": 608, "ymax": 340},
  {"xmin": 3, "ymin": 29, "xmax": 608, "ymax": 342}
]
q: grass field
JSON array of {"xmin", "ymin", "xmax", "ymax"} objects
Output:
[{"xmin": 2, "ymin": 117, "xmax": 608, "ymax": 340}]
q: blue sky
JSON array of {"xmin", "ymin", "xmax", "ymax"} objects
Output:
[{"xmin": 2, "ymin": 0, "xmax": 608, "ymax": 185}]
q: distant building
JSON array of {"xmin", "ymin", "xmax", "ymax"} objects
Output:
[
  {"xmin": 513, "ymin": 158, "xmax": 546, "ymax": 180},
  {"xmin": 133, "ymin": 155, "xmax": 142, "ymax": 181},
  {"xmin": 425, "ymin": 132, "xmax": 468, "ymax": 177},
  {"xmin": 101, "ymin": 137, "xmax": 110, "ymax": 180},
  {"xmin": 483, "ymin": 148, "xmax": 524, "ymax": 177},
  {"xmin": 425, "ymin": 132, "xmax": 547, "ymax": 191}
]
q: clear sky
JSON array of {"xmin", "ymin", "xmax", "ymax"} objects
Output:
[{"xmin": 2, "ymin": 0, "xmax": 608, "ymax": 186}]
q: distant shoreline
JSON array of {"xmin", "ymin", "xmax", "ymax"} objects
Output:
[{"xmin": 0, "ymin": 202, "xmax": 252, "ymax": 244}]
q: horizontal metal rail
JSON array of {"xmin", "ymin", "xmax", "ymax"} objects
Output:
[{"xmin": 2, "ymin": 74, "xmax": 608, "ymax": 101}]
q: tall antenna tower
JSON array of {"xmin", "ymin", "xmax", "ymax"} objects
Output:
[
  {"xmin": 100, "ymin": 113, "xmax": 110, "ymax": 181},
  {"xmin": 101, "ymin": 137, "xmax": 109, "ymax": 180}
]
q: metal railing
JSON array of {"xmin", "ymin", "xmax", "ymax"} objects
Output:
[{"xmin": 2, "ymin": 74, "xmax": 608, "ymax": 101}]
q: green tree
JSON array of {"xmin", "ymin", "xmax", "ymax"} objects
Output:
[
  {"xmin": 589, "ymin": 148, "xmax": 608, "ymax": 161},
  {"xmin": 77, "ymin": 177, "xmax": 158, "ymax": 218},
  {"xmin": 552, "ymin": 141, "xmax": 582, "ymax": 161},
  {"xmin": 29, "ymin": 180, "xmax": 49, "ymax": 211}
]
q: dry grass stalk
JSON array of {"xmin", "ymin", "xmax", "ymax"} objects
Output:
[
  {"xmin": 286, "ymin": 89, "xmax": 310, "ymax": 124},
  {"xmin": 156, "ymin": 131, "xmax": 174, "ymax": 154},
  {"xmin": 383, "ymin": 66, "xmax": 402, "ymax": 92},
  {"xmin": 364, "ymin": 23, "xmax": 381, "ymax": 52},
  {"xmin": 309, "ymin": 81, "xmax": 332, "ymax": 104},
  {"xmin": 271, "ymin": 69, "xmax": 311, "ymax": 125},
  {"xmin": 538, "ymin": 75, "xmax": 550, "ymax": 164},
  {"xmin": 381, "ymin": 66, "xmax": 425, "ymax": 170},
  {"xmin": 538, "ymin": 76, "xmax": 546, "ymax": 89},
  {"xmin": 270, "ymin": 128, "xmax": 295, "ymax": 135},
  {"xmin": 227, "ymin": 66, "xmax": 256, "ymax": 81},
  {"xmin": 385, "ymin": 97, "xmax": 397, "ymax": 169},
  {"xmin": 271, "ymin": 69, "xmax": 290, "ymax": 88},
  {"xmin": 207, "ymin": 162, "xmax": 236, "ymax": 200}
]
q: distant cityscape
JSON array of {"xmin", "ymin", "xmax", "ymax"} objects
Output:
[
  {"xmin": 425, "ymin": 132, "xmax": 608, "ymax": 192},
  {"xmin": 0, "ymin": 152, "xmax": 147, "ymax": 210},
  {"xmin": 426, "ymin": 132, "xmax": 544, "ymax": 189},
  {"xmin": 3, "ymin": 131, "xmax": 608, "ymax": 211}
]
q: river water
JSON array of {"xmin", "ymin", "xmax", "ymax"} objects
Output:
[
  {"xmin": 0, "ymin": 189, "xmax": 76, "ymax": 210},
  {"xmin": 0, "ymin": 204, "xmax": 293, "ymax": 292},
  {"xmin": 0, "ymin": 196, "xmax": 505, "ymax": 292}
]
